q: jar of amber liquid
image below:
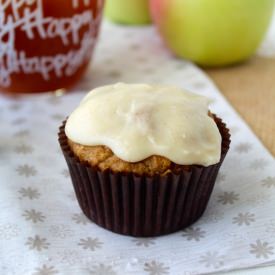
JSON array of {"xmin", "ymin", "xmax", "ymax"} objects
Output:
[{"xmin": 0, "ymin": 0, "xmax": 104, "ymax": 93}]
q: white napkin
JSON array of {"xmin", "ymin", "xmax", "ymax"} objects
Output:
[{"xmin": 0, "ymin": 21, "xmax": 275, "ymax": 275}]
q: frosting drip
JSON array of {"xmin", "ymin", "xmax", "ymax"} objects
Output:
[{"xmin": 65, "ymin": 83, "xmax": 222, "ymax": 166}]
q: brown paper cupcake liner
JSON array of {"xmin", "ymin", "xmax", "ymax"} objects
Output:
[{"xmin": 58, "ymin": 115, "xmax": 230, "ymax": 237}]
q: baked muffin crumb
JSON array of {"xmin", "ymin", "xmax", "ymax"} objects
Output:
[{"xmin": 68, "ymin": 139, "xmax": 188, "ymax": 176}]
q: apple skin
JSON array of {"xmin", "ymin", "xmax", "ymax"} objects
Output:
[
  {"xmin": 105, "ymin": 0, "xmax": 151, "ymax": 25},
  {"xmin": 150, "ymin": 0, "xmax": 275, "ymax": 66}
]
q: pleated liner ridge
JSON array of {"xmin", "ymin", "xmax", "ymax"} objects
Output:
[{"xmin": 58, "ymin": 115, "xmax": 231, "ymax": 237}]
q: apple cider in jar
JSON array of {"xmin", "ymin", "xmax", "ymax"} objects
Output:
[{"xmin": 0, "ymin": 0, "xmax": 104, "ymax": 93}]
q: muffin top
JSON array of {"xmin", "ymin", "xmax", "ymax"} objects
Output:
[{"xmin": 65, "ymin": 83, "xmax": 221, "ymax": 166}]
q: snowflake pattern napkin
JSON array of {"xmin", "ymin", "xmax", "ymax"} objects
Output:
[{"xmin": 0, "ymin": 22, "xmax": 275, "ymax": 275}]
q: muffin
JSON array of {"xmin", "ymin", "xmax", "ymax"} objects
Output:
[{"xmin": 58, "ymin": 83, "xmax": 230, "ymax": 237}]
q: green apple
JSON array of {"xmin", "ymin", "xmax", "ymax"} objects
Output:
[
  {"xmin": 150, "ymin": 0, "xmax": 275, "ymax": 66},
  {"xmin": 105, "ymin": 0, "xmax": 151, "ymax": 25}
]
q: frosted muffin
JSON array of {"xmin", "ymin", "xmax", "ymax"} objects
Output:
[{"xmin": 58, "ymin": 83, "xmax": 230, "ymax": 236}]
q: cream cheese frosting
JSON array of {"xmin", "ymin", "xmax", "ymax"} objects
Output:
[{"xmin": 65, "ymin": 83, "xmax": 222, "ymax": 166}]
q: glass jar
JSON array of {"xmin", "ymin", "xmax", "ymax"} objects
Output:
[{"xmin": 0, "ymin": 0, "xmax": 104, "ymax": 93}]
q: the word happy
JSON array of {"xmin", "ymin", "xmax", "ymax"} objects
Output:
[{"xmin": 0, "ymin": 0, "xmax": 101, "ymax": 87}]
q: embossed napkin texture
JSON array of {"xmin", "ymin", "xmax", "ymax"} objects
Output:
[{"xmin": 0, "ymin": 22, "xmax": 275, "ymax": 275}]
